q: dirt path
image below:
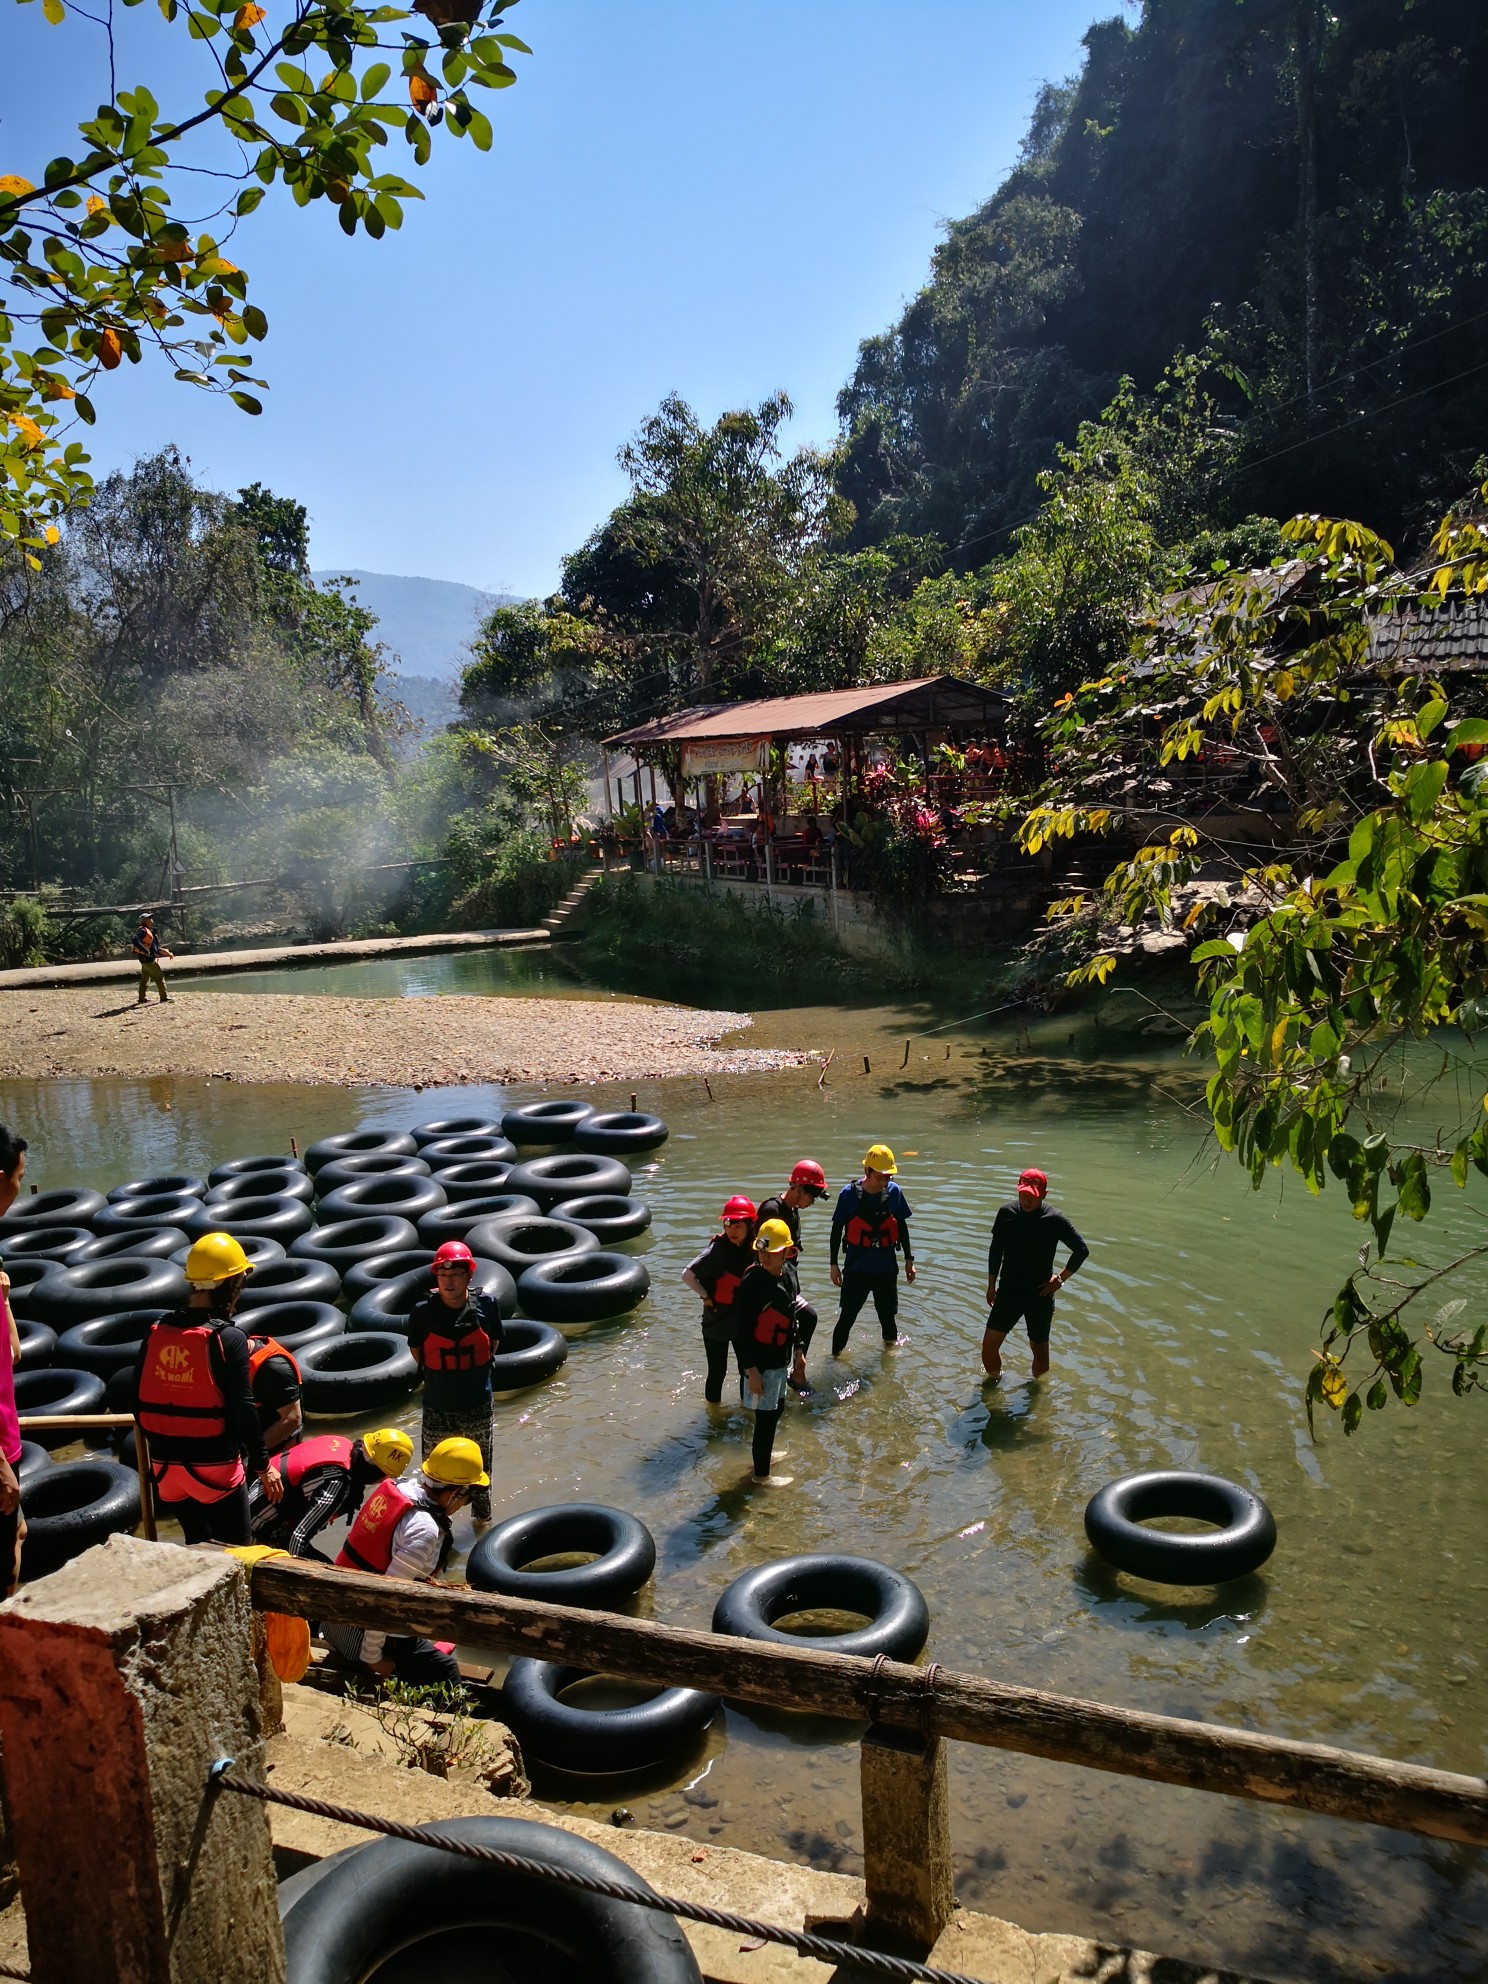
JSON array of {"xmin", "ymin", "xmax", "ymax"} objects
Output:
[{"xmin": 0, "ymin": 989, "xmax": 800, "ymax": 1087}]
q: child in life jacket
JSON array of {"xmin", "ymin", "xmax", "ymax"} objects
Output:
[
  {"xmin": 681, "ymin": 1196, "xmax": 757, "ymax": 1404},
  {"xmin": 830, "ymin": 1143, "xmax": 916, "ymax": 1354},
  {"xmin": 731, "ymin": 1219, "xmax": 799, "ymax": 1486}
]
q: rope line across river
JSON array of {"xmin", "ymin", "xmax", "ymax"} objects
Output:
[{"xmin": 210, "ymin": 1764, "xmax": 987, "ymax": 1984}]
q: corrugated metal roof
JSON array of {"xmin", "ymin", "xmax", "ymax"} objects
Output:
[
  {"xmin": 604, "ymin": 675, "xmax": 1010, "ymax": 748},
  {"xmin": 1368, "ymin": 595, "xmax": 1488, "ymax": 674}
]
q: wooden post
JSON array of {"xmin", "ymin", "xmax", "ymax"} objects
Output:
[
  {"xmin": 703, "ymin": 838, "xmax": 713, "ymax": 884},
  {"xmin": 764, "ymin": 839, "xmax": 774, "ymax": 898},
  {"xmin": 0, "ymin": 1535, "xmax": 284, "ymax": 1984},
  {"xmin": 861, "ymin": 1725, "xmax": 953, "ymax": 1950},
  {"xmin": 602, "ymin": 747, "xmax": 614, "ymax": 825}
]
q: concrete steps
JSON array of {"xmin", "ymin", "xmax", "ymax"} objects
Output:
[{"xmin": 541, "ymin": 866, "xmax": 606, "ymax": 937}]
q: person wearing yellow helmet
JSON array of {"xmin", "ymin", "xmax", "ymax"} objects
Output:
[
  {"xmin": 325, "ymin": 1436, "xmax": 489, "ymax": 1688},
  {"xmin": 130, "ymin": 1229, "xmax": 283, "ymax": 1544},
  {"xmin": 755, "ymin": 1159, "xmax": 827, "ymax": 1397},
  {"xmin": 729, "ymin": 1218, "xmax": 800, "ymax": 1486},
  {"xmin": 248, "ymin": 1426, "xmax": 412, "ymax": 1560},
  {"xmin": 829, "ymin": 1144, "xmax": 916, "ymax": 1357}
]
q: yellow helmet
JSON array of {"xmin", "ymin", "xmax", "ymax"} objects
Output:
[
  {"xmin": 363, "ymin": 1427, "xmax": 413, "ymax": 1478},
  {"xmin": 754, "ymin": 1217, "xmax": 794, "ymax": 1253},
  {"xmin": 422, "ymin": 1436, "xmax": 489, "ymax": 1489},
  {"xmin": 184, "ymin": 1231, "xmax": 253, "ymax": 1285},
  {"xmin": 863, "ymin": 1144, "xmax": 897, "ymax": 1175}
]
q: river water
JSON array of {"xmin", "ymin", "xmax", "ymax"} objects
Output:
[{"xmin": 5, "ymin": 964, "xmax": 1486, "ymax": 1983}]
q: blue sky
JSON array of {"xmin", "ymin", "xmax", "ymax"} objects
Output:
[{"xmin": 3, "ymin": 0, "xmax": 1114, "ymax": 594}]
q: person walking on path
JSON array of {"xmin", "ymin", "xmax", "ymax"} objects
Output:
[
  {"xmin": 830, "ymin": 1144, "xmax": 916, "ymax": 1355},
  {"xmin": 682, "ymin": 1196, "xmax": 757, "ymax": 1404},
  {"xmin": 249, "ymin": 1426, "xmax": 412, "ymax": 1559},
  {"xmin": 325, "ymin": 1436, "xmax": 486, "ymax": 1688},
  {"xmin": 756, "ymin": 1158, "xmax": 827, "ymax": 1394},
  {"xmin": 731, "ymin": 1219, "xmax": 799, "ymax": 1485},
  {"xmin": 0, "ymin": 1122, "xmax": 30, "ymax": 1597},
  {"xmin": 406, "ymin": 1240, "xmax": 503, "ymax": 1523},
  {"xmin": 131, "ymin": 1231, "xmax": 283, "ymax": 1544},
  {"xmin": 131, "ymin": 910, "xmax": 173, "ymax": 1004},
  {"xmin": 983, "ymin": 1167, "xmax": 1089, "ymax": 1382}
]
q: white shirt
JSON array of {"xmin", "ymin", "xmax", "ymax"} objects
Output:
[{"xmin": 358, "ymin": 1477, "xmax": 446, "ymax": 1667}]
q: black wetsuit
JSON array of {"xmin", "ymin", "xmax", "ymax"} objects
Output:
[
  {"xmin": 755, "ymin": 1192, "xmax": 819, "ymax": 1355},
  {"xmin": 731, "ymin": 1263, "xmax": 796, "ymax": 1477},
  {"xmin": 686, "ymin": 1232, "xmax": 754, "ymax": 1402},
  {"xmin": 986, "ymin": 1201, "xmax": 1089, "ymax": 1341}
]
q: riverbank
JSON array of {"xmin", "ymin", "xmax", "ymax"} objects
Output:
[{"xmin": 0, "ymin": 988, "xmax": 800, "ymax": 1085}]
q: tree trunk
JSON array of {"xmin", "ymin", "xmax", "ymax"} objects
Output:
[{"xmin": 1296, "ymin": 0, "xmax": 1321, "ymax": 411}]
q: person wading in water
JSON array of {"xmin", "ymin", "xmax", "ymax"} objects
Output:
[
  {"xmin": 830, "ymin": 1144, "xmax": 916, "ymax": 1354},
  {"xmin": 755, "ymin": 1158, "xmax": 826, "ymax": 1395},
  {"xmin": 682, "ymin": 1196, "xmax": 757, "ymax": 1405},
  {"xmin": 732, "ymin": 1219, "xmax": 799, "ymax": 1486},
  {"xmin": 983, "ymin": 1167, "xmax": 1089, "ymax": 1382}
]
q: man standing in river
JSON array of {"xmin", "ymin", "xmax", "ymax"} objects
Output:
[{"xmin": 983, "ymin": 1167, "xmax": 1088, "ymax": 1382}]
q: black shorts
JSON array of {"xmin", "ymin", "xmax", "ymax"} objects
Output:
[{"xmin": 986, "ymin": 1289, "xmax": 1055, "ymax": 1345}]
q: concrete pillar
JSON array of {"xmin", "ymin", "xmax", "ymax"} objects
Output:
[
  {"xmin": 0, "ymin": 1535, "xmax": 284, "ymax": 1984},
  {"xmin": 860, "ymin": 1724, "xmax": 953, "ymax": 1951}
]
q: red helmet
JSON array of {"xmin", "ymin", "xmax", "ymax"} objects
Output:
[
  {"xmin": 431, "ymin": 1240, "xmax": 475, "ymax": 1271},
  {"xmin": 789, "ymin": 1159, "xmax": 827, "ymax": 1195},
  {"xmin": 721, "ymin": 1196, "xmax": 757, "ymax": 1222}
]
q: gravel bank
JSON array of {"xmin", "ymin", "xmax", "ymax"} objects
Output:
[{"xmin": 0, "ymin": 989, "xmax": 801, "ymax": 1087}]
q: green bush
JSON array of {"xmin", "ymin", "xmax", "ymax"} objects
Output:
[{"xmin": 0, "ymin": 898, "xmax": 53, "ymax": 969}]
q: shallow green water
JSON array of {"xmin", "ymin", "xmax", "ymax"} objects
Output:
[
  {"xmin": 190, "ymin": 945, "xmax": 613, "ymax": 1002},
  {"xmin": 4, "ymin": 987, "xmax": 1487, "ymax": 1984}
]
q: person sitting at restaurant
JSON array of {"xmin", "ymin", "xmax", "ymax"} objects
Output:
[{"xmin": 801, "ymin": 815, "xmax": 823, "ymax": 851}]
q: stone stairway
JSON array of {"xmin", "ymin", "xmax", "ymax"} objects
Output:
[{"xmin": 541, "ymin": 865, "xmax": 605, "ymax": 937}]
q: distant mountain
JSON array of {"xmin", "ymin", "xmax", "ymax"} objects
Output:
[{"xmin": 310, "ymin": 569, "xmax": 518, "ymax": 681}]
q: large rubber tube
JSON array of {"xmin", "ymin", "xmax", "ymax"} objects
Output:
[
  {"xmin": 208, "ymin": 1154, "xmax": 307, "ymax": 1188},
  {"xmin": 56, "ymin": 1308, "xmax": 168, "ymax": 1379},
  {"xmin": 464, "ymin": 1214, "xmax": 598, "ymax": 1278},
  {"xmin": 0, "ymin": 1188, "xmax": 106, "ymax": 1230},
  {"xmin": 169, "ymin": 1232, "xmax": 287, "ymax": 1274},
  {"xmin": 504, "ymin": 1154, "xmax": 634, "ymax": 1211},
  {"xmin": 548, "ymin": 1195, "xmax": 652, "ymax": 1246},
  {"xmin": 80, "ymin": 1227, "xmax": 193, "ymax": 1265},
  {"xmin": 278, "ymin": 1814, "xmax": 702, "ymax": 1984},
  {"xmin": 311, "ymin": 1153, "xmax": 431, "ymax": 1198},
  {"xmin": 711, "ymin": 1553, "xmax": 930, "ymax": 1661},
  {"xmin": 234, "ymin": 1256, "xmax": 343, "ymax": 1310},
  {"xmin": 1083, "ymin": 1470, "xmax": 1277, "ymax": 1585},
  {"xmin": 290, "ymin": 1216, "xmax": 419, "ymax": 1273},
  {"xmin": 420, "ymin": 1134, "xmax": 518, "ymax": 1169},
  {"xmin": 15, "ymin": 1317, "xmax": 57, "ymax": 1370},
  {"xmin": 4, "ymin": 1259, "xmax": 57, "ymax": 1320},
  {"xmin": 347, "ymin": 1258, "xmax": 516, "ymax": 1334},
  {"xmin": 14, "ymin": 1366, "xmax": 109, "ymax": 1449},
  {"xmin": 489, "ymin": 1319, "xmax": 568, "ymax": 1391},
  {"xmin": 107, "ymin": 1174, "xmax": 206, "ymax": 1203},
  {"xmin": 303, "ymin": 1130, "xmax": 418, "ymax": 1175},
  {"xmin": 297, "ymin": 1332, "xmax": 420, "ymax": 1416},
  {"xmin": 417, "ymin": 1195, "xmax": 541, "ymax": 1247},
  {"xmin": 315, "ymin": 1175, "xmax": 447, "ymax": 1226},
  {"xmin": 205, "ymin": 1168, "xmax": 315, "ymax": 1208},
  {"xmin": 500, "ymin": 1099, "xmax": 597, "ymax": 1146},
  {"xmin": 16, "ymin": 1440, "xmax": 51, "ymax": 1489},
  {"xmin": 0, "ymin": 1225, "xmax": 97, "ymax": 1266},
  {"xmin": 93, "ymin": 1194, "xmax": 214, "ymax": 1240},
  {"xmin": 342, "ymin": 1248, "xmax": 440, "ymax": 1300},
  {"xmin": 29, "ymin": 1257, "xmax": 187, "ymax": 1328},
  {"xmin": 194, "ymin": 1193, "xmax": 315, "ymax": 1243},
  {"xmin": 501, "ymin": 1661, "xmax": 718, "ymax": 1777},
  {"xmin": 19, "ymin": 1459, "xmax": 142, "ymax": 1579},
  {"xmin": 238, "ymin": 1301, "xmax": 346, "ymax": 1355},
  {"xmin": 575, "ymin": 1112, "xmax": 670, "ymax": 1156},
  {"xmin": 410, "ymin": 1116, "xmax": 504, "ymax": 1147},
  {"xmin": 468, "ymin": 1503, "xmax": 655, "ymax": 1606},
  {"xmin": 429, "ymin": 1160, "xmax": 518, "ymax": 1204},
  {"xmin": 516, "ymin": 1253, "xmax": 650, "ymax": 1325}
]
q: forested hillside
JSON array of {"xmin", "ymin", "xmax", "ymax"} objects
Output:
[{"xmin": 837, "ymin": 0, "xmax": 1488, "ymax": 561}]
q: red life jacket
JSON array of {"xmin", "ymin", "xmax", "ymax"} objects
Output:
[
  {"xmin": 137, "ymin": 1320, "xmax": 229, "ymax": 1445},
  {"xmin": 712, "ymin": 1269, "xmax": 744, "ymax": 1309},
  {"xmin": 336, "ymin": 1477, "xmax": 416, "ymax": 1575},
  {"xmin": 751, "ymin": 1290, "xmax": 795, "ymax": 1350},
  {"xmin": 282, "ymin": 1434, "xmax": 353, "ymax": 1490},
  {"xmin": 844, "ymin": 1185, "xmax": 899, "ymax": 1251},
  {"xmin": 419, "ymin": 1316, "xmax": 492, "ymax": 1375},
  {"xmin": 247, "ymin": 1335, "xmax": 302, "ymax": 1388}
]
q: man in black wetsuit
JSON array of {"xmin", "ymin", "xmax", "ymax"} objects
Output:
[{"xmin": 983, "ymin": 1167, "xmax": 1088, "ymax": 1382}]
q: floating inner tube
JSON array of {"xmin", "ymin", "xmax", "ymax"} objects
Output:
[
  {"xmin": 516, "ymin": 1252, "xmax": 650, "ymax": 1325},
  {"xmin": 278, "ymin": 1815, "xmax": 702, "ymax": 1984},
  {"xmin": 29, "ymin": 1257, "xmax": 188, "ymax": 1328},
  {"xmin": 0, "ymin": 1225, "xmax": 97, "ymax": 1266},
  {"xmin": 464, "ymin": 1215, "xmax": 598, "ymax": 1278},
  {"xmin": 93, "ymin": 1194, "xmax": 213, "ymax": 1239},
  {"xmin": 502, "ymin": 1660, "xmax": 718, "ymax": 1777},
  {"xmin": 107, "ymin": 1174, "xmax": 206, "ymax": 1204},
  {"xmin": 297, "ymin": 1332, "xmax": 420, "ymax": 1416},
  {"xmin": 417, "ymin": 1195, "xmax": 541, "ymax": 1247},
  {"xmin": 315, "ymin": 1175, "xmax": 448, "ymax": 1226},
  {"xmin": 347, "ymin": 1258, "xmax": 515, "ymax": 1334},
  {"xmin": 205, "ymin": 1168, "xmax": 315, "ymax": 1207},
  {"xmin": 0, "ymin": 1188, "xmax": 106, "ymax": 1230},
  {"xmin": 500, "ymin": 1099, "xmax": 597, "ymax": 1146},
  {"xmin": 311, "ymin": 1153, "xmax": 432, "ymax": 1198},
  {"xmin": 575, "ymin": 1111, "xmax": 669, "ymax": 1156},
  {"xmin": 4, "ymin": 1259, "xmax": 57, "ymax": 1320},
  {"xmin": 420, "ymin": 1134, "xmax": 519, "ymax": 1170},
  {"xmin": 712, "ymin": 1552, "xmax": 930, "ymax": 1662},
  {"xmin": 1083, "ymin": 1470, "xmax": 1278, "ymax": 1586},
  {"xmin": 19, "ymin": 1459, "xmax": 142, "ymax": 1580},
  {"xmin": 489, "ymin": 1319, "xmax": 568, "ymax": 1391},
  {"xmin": 290, "ymin": 1216, "xmax": 419, "ymax": 1273},
  {"xmin": 342, "ymin": 1248, "xmax": 441, "ymax": 1299},
  {"xmin": 193, "ymin": 1193, "xmax": 315, "ymax": 1244},
  {"xmin": 14, "ymin": 1366, "xmax": 109, "ymax": 1449},
  {"xmin": 547, "ymin": 1195, "xmax": 652, "ymax": 1246},
  {"xmin": 81, "ymin": 1227, "xmax": 193, "ymax": 1265},
  {"xmin": 411, "ymin": 1115, "xmax": 504, "ymax": 1147},
  {"xmin": 468, "ymin": 1502, "xmax": 655, "ymax": 1606},
  {"xmin": 169, "ymin": 1232, "xmax": 287, "ymax": 1274},
  {"xmin": 16, "ymin": 1440, "xmax": 51, "ymax": 1489},
  {"xmin": 56, "ymin": 1308, "xmax": 169, "ymax": 1378},
  {"xmin": 429, "ymin": 1160, "xmax": 518, "ymax": 1204},
  {"xmin": 504, "ymin": 1154, "xmax": 634, "ymax": 1211},
  {"xmin": 14, "ymin": 1317, "xmax": 57, "ymax": 1370},
  {"xmin": 208, "ymin": 1154, "xmax": 306, "ymax": 1188},
  {"xmin": 234, "ymin": 1256, "xmax": 343, "ymax": 1310},
  {"xmin": 239, "ymin": 1301, "xmax": 346, "ymax": 1355},
  {"xmin": 303, "ymin": 1130, "xmax": 418, "ymax": 1175}
]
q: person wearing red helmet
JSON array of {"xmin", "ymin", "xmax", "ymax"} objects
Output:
[
  {"xmin": 682, "ymin": 1196, "xmax": 757, "ymax": 1403},
  {"xmin": 406, "ymin": 1239, "xmax": 505, "ymax": 1522},
  {"xmin": 755, "ymin": 1158, "xmax": 826, "ymax": 1395},
  {"xmin": 983, "ymin": 1167, "xmax": 1089, "ymax": 1382}
]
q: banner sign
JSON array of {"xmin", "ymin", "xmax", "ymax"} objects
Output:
[{"xmin": 680, "ymin": 737, "xmax": 769, "ymax": 777}]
